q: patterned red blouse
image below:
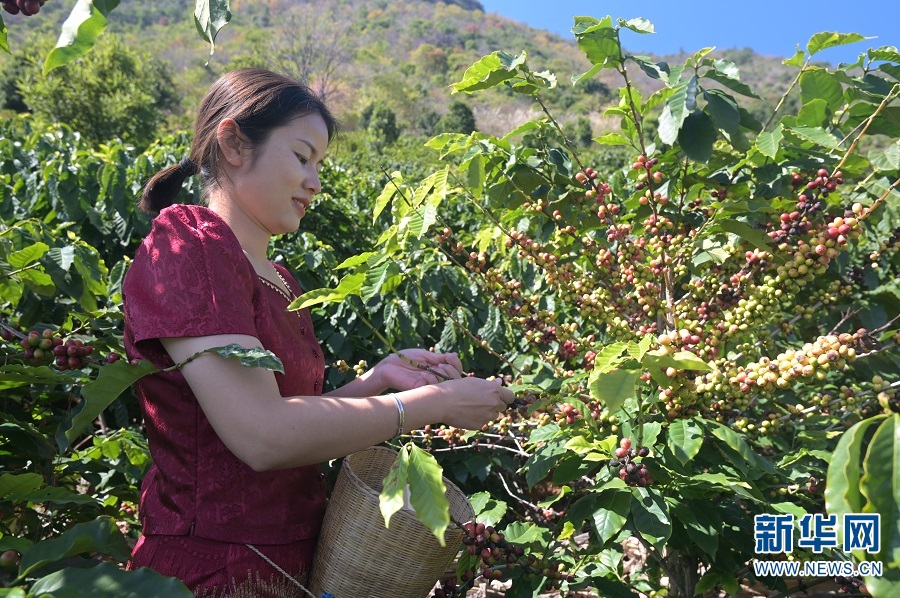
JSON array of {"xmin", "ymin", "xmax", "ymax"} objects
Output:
[{"xmin": 123, "ymin": 204, "xmax": 327, "ymax": 546}]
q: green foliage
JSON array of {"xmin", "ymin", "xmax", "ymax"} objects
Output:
[
  {"xmin": 311, "ymin": 15, "xmax": 900, "ymax": 598},
  {"xmin": 43, "ymin": 0, "xmax": 121, "ymax": 75},
  {"xmin": 361, "ymin": 100, "xmax": 401, "ymax": 147},
  {"xmin": 17, "ymin": 34, "xmax": 179, "ymax": 148},
  {"xmin": 439, "ymin": 100, "xmax": 477, "ymax": 134}
]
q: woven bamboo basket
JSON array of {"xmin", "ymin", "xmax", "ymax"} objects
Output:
[{"xmin": 308, "ymin": 446, "xmax": 473, "ymax": 598}]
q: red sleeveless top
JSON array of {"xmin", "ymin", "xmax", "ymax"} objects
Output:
[{"xmin": 123, "ymin": 204, "xmax": 327, "ymax": 544}]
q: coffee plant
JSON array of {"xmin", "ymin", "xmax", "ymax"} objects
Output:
[
  {"xmin": 0, "ymin": 0, "xmax": 230, "ymax": 71},
  {"xmin": 2, "ymin": 5, "xmax": 899, "ymax": 597},
  {"xmin": 302, "ymin": 16, "xmax": 900, "ymax": 598}
]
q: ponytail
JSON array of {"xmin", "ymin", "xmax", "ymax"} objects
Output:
[{"xmin": 138, "ymin": 156, "xmax": 199, "ymax": 214}]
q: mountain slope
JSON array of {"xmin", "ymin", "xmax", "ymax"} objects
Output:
[{"xmin": 1, "ymin": 0, "xmax": 799, "ymax": 136}]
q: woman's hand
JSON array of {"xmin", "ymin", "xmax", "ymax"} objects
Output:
[
  {"xmin": 426, "ymin": 376, "xmax": 516, "ymax": 430},
  {"xmin": 371, "ymin": 349, "xmax": 463, "ymax": 391}
]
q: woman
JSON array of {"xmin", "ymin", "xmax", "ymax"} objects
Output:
[{"xmin": 123, "ymin": 68, "xmax": 514, "ymax": 596}]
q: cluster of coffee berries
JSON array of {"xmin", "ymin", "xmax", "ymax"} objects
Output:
[
  {"xmin": 557, "ymin": 402, "xmax": 581, "ymax": 426},
  {"xmin": 575, "ymin": 167, "xmax": 612, "ymax": 202},
  {"xmin": 609, "ymin": 438, "xmax": 653, "ymax": 487},
  {"xmin": 807, "ymin": 476, "xmax": 823, "ymax": 495},
  {"xmin": 834, "ymin": 575, "xmax": 864, "ymax": 594},
  {"xmin": 729, "ymin": 332, "xmax": 860, "ymax": 394},
  {"xmin": 433, "ymin": 575, "xmax": 460, "ymax": 597},
  {"xmin": 460, "ymin": 522, "xmax": 524, "ymax": 582},
  {"xmin": 632, "ymin": 155, "xmax": 663, "ymax": 190},
  {"xmin": 1, "ymin": 0, "xmax": 44, "ymax": 15},
  {"xmin": 509, "ymin": 392, "xmax": 536, "ymax": 411},
  {"xmin": 334, "ymin": 359, "xmax": 369, "ymax": 377},
  {"xmin": 18, "ymin": 329, "xmax": 77, "ymax": 366},
  {"xmin": 51, "ymin": 338, "xmax": 95, "ymax": 370}
]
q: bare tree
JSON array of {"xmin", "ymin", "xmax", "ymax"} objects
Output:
[{"xmin": 267, "ymin": 2, "xmax": 354, "ymax": 105}]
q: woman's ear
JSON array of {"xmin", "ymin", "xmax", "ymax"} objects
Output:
[{"xmin": 216, "ymin": 118, "xmax": 247, "ymax": 167}]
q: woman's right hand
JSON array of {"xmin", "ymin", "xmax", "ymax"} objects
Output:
[{"xmin": 428, "ymin": 376, "xmax": 516, "ymax": 430}]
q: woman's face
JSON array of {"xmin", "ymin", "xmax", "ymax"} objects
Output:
[{"xmin": 230, "ymin": 112, "xmax": 329, "ymax": 236}]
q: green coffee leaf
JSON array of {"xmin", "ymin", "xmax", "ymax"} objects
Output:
[
  {"xmin": 335, "ymin": 252, "xmax": 378, "ymax": 270},
  {"xmin": 592, "ymin": 341, "xmax": 629, "ymax": 373},
  {"xmin": 56, "ymin": 359, "xmax": 159, "ymax": 452},
  {"xmin": 678, "ymin": 110, "xmax": 717, "ymax": 162},
  {"xmin": 667, "ymin": 418, "xmax": 704, "ymax": 466},
  {"xmin": 574, "ymin": 15, "xmax": 621, "ymax": 70},
  {"xmin": 641, "ymin": 351, "xmax": 712, "ymax": 372},
  {"xmin": 503, "ymin": 521, "xmax": 548, "ymax": 546},
  {"xmin": 379, "ymin": 445, "xmax": 410, "ymax": 529},
  {"xmin": 756, "ymin": 123, "xmax": 784, "ymax": 158},
  {"xmin": 194, "ymin": 0, "xmax": 232, "ymax": 56},
  {"xmin": 696, "ymin": 570, "xmax": 740, "ymax": 596},
  {"xmin": 523, "ymin": 439, "xmax": 567, "ymax": 488},
  {"xmin": 784, "ymin": 48, "xmax": 806, "ymax": 67},
  {"xmin": 0, "ymin": 15, "xmax": 7, "ymax": 54},
  {"xmin": 289, "ymin": 271, "xmax": 366, "ymax": 310},
  {"xmin": 703, "ymin": 71, "xmax": 760, "ymax": 98},
  {"xmin": 199, "ymin": 344, "xmax": 284, "ymax": 373},
  {"xmin": 29, "ymin": 562, "xmax": 193, "ymax": 597},
  {"xmin": 703, "ymin": 89, "xmax": 741, "ymax": 136},
  {"xmin": 469, "ymin": 492, "xmax": 508, "ymax": 527},
  {"xmin": 0, "ymin": 365, "xmax": 75, "ymax": 390},
  {"xmin": 709, "ymin": 220, "xmax": 773, "ymax": 251},
  {"xmin": 670, "ymin": 500, "xmax": 719, "ymax": 559},
  {"xmin": 800, "ymin": 68, "xmax": 844, "ymax": 112},
  {"xmin": 617, "ymin": 17, "xmax": 654, "ymax": 34},
  {"xmin": 786, "ymin": 125, "xmax": 841, "ymax": 149},
  {"xmin": 592, "ymin": 490, "xmax": 632, "ymax": 544},
  {"xmin": 796, "ymin": 98, "xmax": 829, "ymax": 128},
  {"xmin": 628, "ymin": 55, "xmax": 670, "ymax": 82},
  {"xmin": 452, "ymin": 51, "xmax": 525, "ymax": 93},
  {"xmin": 709, "ymin": 422, "xmax": 775, "ymax": 476},
  {"xmin": 593, "ymin": 133, "xmax": 631, "ymax": 146},
  {"xmin": 17, "ymin": 516, "xmax": 130, "ymax": 580},
  {"xmin": 666, "ymin": 81, "xmax": 691, "ymax": 132},
  {"xmin": 361, "ymin": 258, "xmax": 401, "ymax": 303},
  {"xmin": 858, "ymin": 416, "xmax": 899, "ymax": 575},
  {"xmin": 869, "ymin": 46, "xmax": 900, "ymax": 63},
  {"xmin": 407, "ymin": 444, "xmax": 450, "ymax": 546},
  {"xmin": 590, "ymin": 369, "xmax": 639, "ymax": 414},
  {"xmin": 0, "ymin": 473, "xmax": 43, "ymax": 500},
  {"xmin": 373, "ymin": 173, "xmax": 401, "ymax": 222},
  {"xmin": 626, "ymin": 336, "xmax": 653, "ymax": 362},
  {"xmin": 4, "ymin": 482, "xmax": 96, "ymax": 506},
  {"xmin": 631, "ymin": 487, "xmax": 671, "ymax": 549},
  {"xmin": 869, "ymin": 144, "xmax": 900, "ymax": 171},
  {"xmin": 538, "ymin": 486, "xmax": 571, "ymax": 509},
  {"xmin": 44, "ymin": 0, "xmax": 120, "ymax": 74},
  {"xmin": 807, "ymin": 31, "xmax": 872, "ymax": 56},
  {"xmin": 7, "ymin": 243, "xmax": 49, "ymax": 269}
]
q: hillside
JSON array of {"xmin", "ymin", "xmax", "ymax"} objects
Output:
[{"xmin": 0, "ymin": 0, "xmax": 802, "ymax": 137}]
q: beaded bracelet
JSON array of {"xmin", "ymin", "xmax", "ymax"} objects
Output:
[{"xmin": 391, "ymin": 393, "xmax": 405, "ymax": 437}]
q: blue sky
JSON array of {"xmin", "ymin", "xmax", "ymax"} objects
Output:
[{"xmin": 479, "ymin": 1, "xmax": 899, "ymax": 65}]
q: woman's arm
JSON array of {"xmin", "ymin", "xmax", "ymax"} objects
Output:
[
  {"xmin": 160, "ymin": 334, "xmax": 513, "ymax": 471},
  {"xmin": 325, "ymin": 350, "xmax": 464, "ymax": 398}
]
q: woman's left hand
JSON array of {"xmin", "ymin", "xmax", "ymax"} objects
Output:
[{"xmin": 372, "ymin": 349, "xmax": 464, "ymax": 391}]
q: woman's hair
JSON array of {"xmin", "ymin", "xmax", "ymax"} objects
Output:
[{"xmin": 138, "ymin": 68, "xmax": 339, "ymax": 214}]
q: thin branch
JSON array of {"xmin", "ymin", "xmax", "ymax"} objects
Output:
[
  {"xmin": 0, "ymin": 263, "xmax": 41, "ymax": 281},
  {"xmin": 761, "ymin": 56, "xmax": 811, "ymax": 133}
]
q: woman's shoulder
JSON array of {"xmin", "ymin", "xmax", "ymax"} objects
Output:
[
  {"xmin": 135, "ymin": 204, "xmax": 245, "ymax": 263},
  {"xmin": 149, "ymin": 204, "xmax": 233, "ymax": 242}
]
